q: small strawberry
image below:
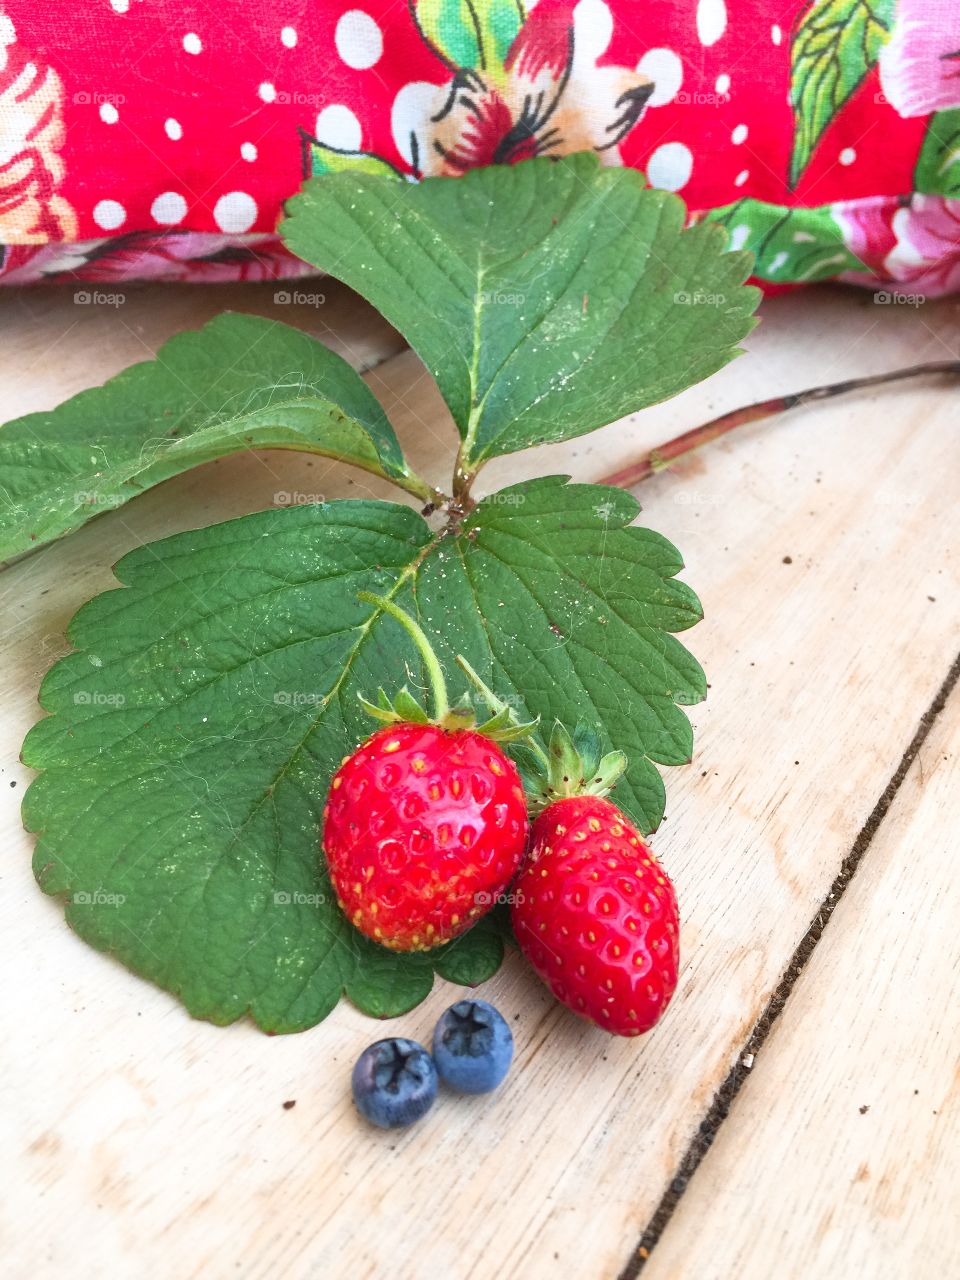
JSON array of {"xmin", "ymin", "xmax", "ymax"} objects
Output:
[
  {"xmin": 457, "ymin": 662, "xmax": 680, "ymax": 1038},
  {"xmin": 508, "ymin": 724, "xmax": 679, "ymax": 1036},
  {"xmin": 322, "ymin": 594, "xmax": 531, "ymax": 953},
  {"xmin": 513, "ymin": 802, "xmax": 678, "ymax": 1036}
]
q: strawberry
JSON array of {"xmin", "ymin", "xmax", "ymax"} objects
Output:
[
  {"xmin": 322, "ymin": 594, "xmax": 531, "ymax": 952},
  {"xmin": 324, "ymin": 720, "xmax": 528, "ymax": 951},
  {"xmin": 511, "ymin": 792, "xmax": 679, "ymax": 1036},
  {"xmin": 453, "ymin": 676, "xmax": 680, "ymax": 1038}
]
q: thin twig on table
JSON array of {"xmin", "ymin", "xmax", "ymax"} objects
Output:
[{"xmin": 598, "ymin": 362, "xmax": 960, "ymax": 490}]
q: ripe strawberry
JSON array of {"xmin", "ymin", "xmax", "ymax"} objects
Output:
[
  {"xmin": 511, "ymin": 793, "xmax": 679, "ymax": 1036},
  {"xmin": 322, "ymin": 594, "xmax": 531, "ymax": 952},
  {"xmin": 325, "ymin": 720, "xmax": 528, "ymax": 951},
  {"xmin": 455, "ymin": 673, "xmax": 681, "ymax": 1037}
]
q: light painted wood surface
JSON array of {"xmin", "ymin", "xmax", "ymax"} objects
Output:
[
  {"xmin": 646, "ymin": 678, "xmax": 960, "ymax": 1280},
  {"xmin": 1, "ymin": 281, "xmax": 958, "ymax": 1279}
]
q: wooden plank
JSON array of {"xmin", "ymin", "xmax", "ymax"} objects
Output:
[
  {"xmin": 0, "ymin": 280, "xmax": 408, "ymax": 577},
  {"xmin": 1, "ymin": 283, "xmax": 958, "ymax": 1279},
  {"xmin": 644, "ymin": 676, "xmax": 960, "ymax": 1280},
  {"xmin": 0, "ymin": 278, "xmax": 404, "ymax": 420}
]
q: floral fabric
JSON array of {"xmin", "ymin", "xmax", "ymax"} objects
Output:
[{"xmin": 1, "ymin": 0, "xmax": 958, "ymax": 292}]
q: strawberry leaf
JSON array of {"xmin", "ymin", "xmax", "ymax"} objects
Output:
[
  {"xmin": 432, "ymin": 915, "xmax": 506, "ymax": 985},
  {"xmin": 281, "ymin": 154, "xmax": 758, "ymax": 471},
  {"xmin": 0, "ymin": 312, "xmax": 426, "ymax": 561},
  {"xmin": 22, "ymin": 479, "xmax": 701, "ymax": 1031}
]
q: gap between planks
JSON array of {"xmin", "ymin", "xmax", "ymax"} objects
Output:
[{"xmin": 621, "ymin": 646, "xmax": 960, "ymax": 1279}]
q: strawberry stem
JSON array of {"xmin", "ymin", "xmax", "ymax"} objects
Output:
[
  {"xmin": 457, "ymin": 656, "xmax": 626, "ymax": 811},
  {"xmin": 596, "ymin": 361, "xmax": 960, "ymax": 490},
  {"xmin": 357, "ymin": 592, "xmax": 450, "ymax": 722},
  {"xmin": 456, "ymin": 656, "xmax": 551, "ymax": 770}
]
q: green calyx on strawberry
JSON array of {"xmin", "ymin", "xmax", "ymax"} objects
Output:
[
  {"xmin": 515, "ymin": 719, "xmax": 628, "ymax": 814},
  {"xmin": 321, "ymin": 594, "xmax": 533, "ymax": 953},
  {"xmin": 455, "ymin": 658, "xmax": 627, "ymax": 811},
  {"xmin": 459, "ymin": 661, "xmax": 681, "ymax": 1038},
  {"xmin": 357, "ymin": 661, "xmax": 536, "ymax": 751}
]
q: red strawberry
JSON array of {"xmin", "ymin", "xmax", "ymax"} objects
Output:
[
  {"xmin": 324, "ymin": 720, "xmax": 527, "ymax": 951},
  {"xmin": 450, "ymin": 691, "xmax": 680, "ymax": 1038},
  {"xmin": 321, "ymin": 594, "xmax": 531, "ymax": 952},
  {"xmin": 511, "ymin": 794, "xmax": 679, "ymax": 1036}
]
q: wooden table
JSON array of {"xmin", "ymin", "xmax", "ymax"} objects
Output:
[{"xmin": 2, "ymin": 279, "xmax": 958, "ymax": 1279}]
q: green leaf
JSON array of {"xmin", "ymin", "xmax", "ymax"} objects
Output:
[
  {"xmin": 432, "ymin": 914, "xmax": 504, "ymax": 985},
  {"xmin": 281, "ymin": 154, "xmax": 759, "ymax": 471},
  {"xmin": 0, "ymin": 312, "xmax": 424, "ymax": 561},
  {"xmin": 23, "ymin": 478, "xmax": 702, "ymax": 1031},
  {"xmin": 915, "ymin": 109, "xmax": 960, "ymax": 196},
  {"xmin": 789, "ymin": 0, "xmax": 895, "ymax": 185},
  {"xmin": 343, "ymin": 948, "xmax": 436, "ymax": 1019},
  {"xmin": 302, "ymin": 133, "xmax": 404, "ymax": 181},
  {"xmin": 704, "ymin": 200, "xmax": 866, "ymax": 282},
  {"xmin": 411, "ymin": 0, "xmax": 525, "ymax": 70}
]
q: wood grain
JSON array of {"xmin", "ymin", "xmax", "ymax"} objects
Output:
[
  {"xmin": 1, "ymin": 282, "xmax": 958, "ymax": 1279},
  {"xmin": 1, "ymin": 279, "xmax": 404, "ymax": 419},
  {"xmin": 645, "ymin": 676, "xmax": 960, "ymax": 1280}
]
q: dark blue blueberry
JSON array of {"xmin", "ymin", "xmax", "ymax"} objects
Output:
[
  {"xmin": 432, "ymin": 999, "xmax": 513, "ymax": 1094},
  {"xmin": 351, "ymin": 1037, "xmax": 438, "ymax": 1129}
]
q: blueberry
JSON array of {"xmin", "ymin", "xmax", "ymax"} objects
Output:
[
  {"xmin": 351, "ymin": 1037, "xmax": 438, "ymax": 1129},
  {"xmin": 432, "ymin": 999, "xmax": 513, "ymax": 1094}
]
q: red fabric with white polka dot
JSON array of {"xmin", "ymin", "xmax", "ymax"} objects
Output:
[{"xmin": 0, "ymin": 0, "xmax": 956, "ymax": 291}]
